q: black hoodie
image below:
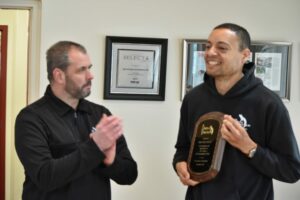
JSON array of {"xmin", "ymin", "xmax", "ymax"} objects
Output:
[{"xmin": 173, "ymin": 62, "xmax": 300, "ymax": 200}]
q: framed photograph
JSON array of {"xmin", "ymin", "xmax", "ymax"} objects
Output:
[
  {"xmin": 181, "ymin": 39, "xmax": 206, "ymax": 100},
  {"xmin": 249, "ymin": 41, "xmax": 292, "ymax": 100},
  {"xmin": 181, "ymin": 39, "xmax": 292, "ymax": 100},
  {"xmin": 104, "ymin": 36, "xmax": 168, "ymax": 100}
]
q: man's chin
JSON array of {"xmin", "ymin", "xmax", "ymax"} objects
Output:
[
  {"xmin": 83, "ymin": 91, "xmax": 91, "ymax": 98},
  {"xmin": 79, "ymin": 88, "xmax": 91, "ymax": 99}
]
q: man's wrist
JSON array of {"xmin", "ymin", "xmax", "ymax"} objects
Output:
[{"xmin": 247, "ymin": 144, "xmax": 257, "ymax": 158}]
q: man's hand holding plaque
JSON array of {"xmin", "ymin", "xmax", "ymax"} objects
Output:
[
  {"xmin": 187, "ymin": 112, "xmax": 225, "ymax": 183},
  {"xmin": 175, "ymin": 161, "xmax": 200, "ymax": 186}
]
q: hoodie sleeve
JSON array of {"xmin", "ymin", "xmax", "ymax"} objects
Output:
[
  {"xmin": 172, "ymin": 97, "xmax": 191, "ymax": 171},
  {"xmin": 249, "ymin": 99, "xmax": 300, "ymax": 183}
]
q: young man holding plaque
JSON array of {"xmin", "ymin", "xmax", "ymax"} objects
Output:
[
  {"xmin": 173, "ymin": 23, "xmax": 300, "ymax": 199},
  {"xmin": 15, "ymin": 41, "xmax": 138, "ymax": 200}
]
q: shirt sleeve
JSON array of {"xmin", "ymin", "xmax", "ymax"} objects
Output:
[
  {"xmin": 97, "ymin": 135, "xmax": 138, "ymax": 185},
  {"xmin": 89, "ymin": 105, "xmax": 138, "ymax": 185}
]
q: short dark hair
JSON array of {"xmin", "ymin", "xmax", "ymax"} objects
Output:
[
  {"xmin": 213, "ymin": 23, "xmax": 251, "ymax": 51},
  {"xmin": 46, "ymin": 41, "xmax": 87, "ymax": 82}
]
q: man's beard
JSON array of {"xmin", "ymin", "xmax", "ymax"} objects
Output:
[{"xmin": 65, "ymin": 76, "xmax": 91, "ymax": 99}]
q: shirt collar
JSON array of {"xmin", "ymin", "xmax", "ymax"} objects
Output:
[{"xmin": 44, "ymin": 85, "xmax": 91, "ymax": 116}]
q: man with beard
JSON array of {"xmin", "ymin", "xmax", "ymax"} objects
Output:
[{"xmin": 15, "ymin": 41, "xmax": 138, "ymax": 200}]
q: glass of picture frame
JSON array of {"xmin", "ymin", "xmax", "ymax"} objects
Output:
[{"xmin": 181, "ymin": 39, "xmax": 206, "ymax": 100}]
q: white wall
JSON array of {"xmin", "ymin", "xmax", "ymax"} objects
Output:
[{"xmin": 37, "ymin": 0, "xmax": 300, "ymax": 200}]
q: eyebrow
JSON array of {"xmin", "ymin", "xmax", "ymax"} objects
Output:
[
  {"xmin": 206, "ymin": 40, "xmax": 230, "ymax": 45},
  {"xmin": 80, "ymin": 64, "xmax": 93, "ymax": 68},
  {"xmin": 216, "ymin": 41, "xmax": 230, "ymax": 47},
  {"xmin": 75, "ymin": 64, "xmax": 93, "ymax": 72},
  {"xmin": 206, "ymin": 40, "xmax": 231, "ymax": 47}
]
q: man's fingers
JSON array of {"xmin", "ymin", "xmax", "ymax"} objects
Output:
[
  {"xmin": 97, "ymin": 114, "xmax": 115, "ymax": 126},
  {"xmin": 178, "ymin": 172, "xmax": 199, "ymax": 186},
  {"xmin": 177, "ymin": 170, "xmax": 188, "ymax": 180},
  {"xmin": 184, "ymin": 179, "xmax": 199, "ymax": 186},
  {"xmin": 91, "ymin": 114, "xmax": 123, "ymax": 151},
  {"xmin": 96, "ymin": 115, "xmax": 122, "ymax": 131},
  {"xmin": 175, "ymin": 162, "xmax": 200, "ymax": 186}
]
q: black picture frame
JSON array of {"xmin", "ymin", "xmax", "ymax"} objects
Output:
[{"xmin": 104, "ymin": 36, "xmax": 168, "ymax": 101}]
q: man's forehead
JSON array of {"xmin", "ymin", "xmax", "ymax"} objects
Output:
[
  {"xmin": 67, "ymin": 50, "xmax": 91, "ymax": 69},
  {"xmin": 68, "ymin": 49, "xmax": 89, "ymax": 61},
  {"xmin": 207, "ymin": 29, "xmax": 239, "ymax": 45},
  {"xmin": 68, "ymin": 47, "xmax": 87, "ymax": 57}
]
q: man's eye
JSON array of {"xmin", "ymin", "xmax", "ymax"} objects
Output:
[
  {"xmin": 79, "ymin": 67, "xmax": 87, "ymax": 72},
  {"xmin": 218, "ymin": 46, "xmax": 228, "ymax": 51}
]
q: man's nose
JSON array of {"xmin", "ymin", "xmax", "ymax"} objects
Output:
[
  {"xmin": 205, "ymin": 46, "xmax": 217, "ymax": 56},
  {"xmin": 87, "ymin": 69, "xmax": 94, "ymax": 80}
]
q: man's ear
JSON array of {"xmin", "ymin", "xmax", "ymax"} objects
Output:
[
  {"xmin": 242, "ymin": 48, "xmax": 251, "ymax": 64},
  {"xmin": 52, "ymin": 68, "xmax": 65, "ymax": 84}
]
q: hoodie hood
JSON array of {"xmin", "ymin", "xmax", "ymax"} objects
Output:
[{"xmin": 203, "ymin": 62, "xmax": 263, "ymax": 98}]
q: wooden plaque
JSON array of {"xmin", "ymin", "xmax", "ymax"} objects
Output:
[{"xmin": 187, "ymin": 112, "xmax": 225, "ymax": 183}]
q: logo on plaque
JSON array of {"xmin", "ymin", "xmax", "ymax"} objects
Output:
[{"xmin": 187, "ymin": 112, "xmax": 226, "ymax": 183}]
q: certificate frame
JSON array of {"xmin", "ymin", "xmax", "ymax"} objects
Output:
[
  {"xmin": 104, "ymin": 36, "xmax": 168, "ymax": 100},
  {"xmin": 181, "ymin": 39, "xmax": 292, "ymax": 100},
  {"xmin": 181, "ymin": 39, "xmax": 207, "ymax": 100},
  {"xmin": 249, "ymin": 41, "xmax": 292, "ymax": 100}
]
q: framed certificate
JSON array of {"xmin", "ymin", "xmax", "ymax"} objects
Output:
[
  {"xmin": 104, "ymin": 36, "xmax": 168, "ymax": 100},
  {"xmin": 249, "ymin": 41, "xmax": 292, "ymax": 100}
]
